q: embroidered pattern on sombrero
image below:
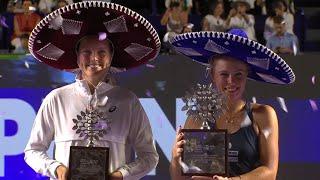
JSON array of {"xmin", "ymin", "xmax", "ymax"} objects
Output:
[
  {"xmin": 256, "ymin": 72, "xmax": 286, "ymax": 84},
  {"xmin": 62, "ymin": 18, "xmax": 83, "ymax": 35},
  {"xmin": 204, "ymin": 39, "xmax": 230, "ymax": 54},
  {"xmin": 246, "ymin": 57, "xmax": 270, "ymax": 70},
  {"xmin": 124, "ymin": 43, "xmax": 153, "ymax": 61},
  {"xmin": 174, "ymin": 47, "xmax": 202, "ymax": 56},
  {"xmin": 103, "ymin": 15, "xmax": 128, "ymax": 33},
  {"xmin": 37, "ymin": 43, "xmax": 65, "ymax": 61}
]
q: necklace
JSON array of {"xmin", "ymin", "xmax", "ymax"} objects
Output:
[
  {"xmin": 86, "ymin": 78, "xmax": 102, "ymax": 90},
  {"xmin": 225, "ymin": 102, "xmax": 246, "ymax": 124}
]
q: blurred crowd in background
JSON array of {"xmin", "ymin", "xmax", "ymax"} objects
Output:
[{"xmin": 0, "ymin": 0, "xmax": 301, "ymax": 55}]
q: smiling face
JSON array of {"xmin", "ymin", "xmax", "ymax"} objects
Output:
[
  {"xmin": 76, "ymin": 35, "xmax": 113, "ymax": 79},
  {"xmin": 210, "ymin": 56, "xmax": 248, "ymax": 102}
]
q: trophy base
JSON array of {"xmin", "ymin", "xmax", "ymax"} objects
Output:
[
  {"xmin": 181, "ymin": 129, "xmax": 229, "ymax": 176},
  {"xmin": 68, "ymin": 146, "xmax": 109, "ymax": 180}
]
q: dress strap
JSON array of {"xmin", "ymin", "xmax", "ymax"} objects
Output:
[{"xmin": 245, "ymin": 101, "xmax": 254, "ymax": 122}]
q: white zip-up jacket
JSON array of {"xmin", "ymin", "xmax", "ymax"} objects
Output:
[{"xmin": 24, "ymin": 78, "xmax": 159, "ymax": 179}]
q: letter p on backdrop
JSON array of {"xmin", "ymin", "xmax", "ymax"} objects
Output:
[{"xmin": 0, "ymin": 99, "xmax": 36, "ymax": 177}]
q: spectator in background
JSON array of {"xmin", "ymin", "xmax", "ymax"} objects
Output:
[
  {"xmin": 264, "ymin": 0, "xmax": 294, "ymax": 41},
  {"xmin": 252, "ymin": 0, "xmax": 267, "ymax": 15},
  {"xmin": 202, "ymin": 1, "xmax": 226, "ymax": 32},
  {"xmin": 0, "ymin": 1, "xmax": 15, "ymax": 50},
  {"xmin": 230, "ymin": 0, "xmax": 266, "ymax": 15},
  {"xmin": 165, "ymin": 0, "xmax": 192, "ymax": 14},
  {"xmin": 11, "ymin": 33, "xmax": 29, "ymax": 53},
  {"xmin": 285, "ymin": 0, "xmax": 295, "ymax": 14},
  {"xmin": 161, "ymin": 1, "xmax": 187, "ymax": 43},
  {"xmin": 182, "ymin": 23, "xmax": 194, "ymax": 33},
  {"xmin": 13, "ymin": 0, "xmax": 41, "ymax": 37},
  {"xmin": 54, "ymin": 0, "xmax": 69, "ymax": 10},
  {"xmin": 38, "ymin": 0, "xmax": 73, "ymax": 15},
  {"xmin": 226, "ymin": 0, "xmax": 256, "ymax": 40},
  {"xmin": 266, "ymin": 15, "xmax": 298, "ymax": 55},
  {"xmin": 12, "ymin": 0, "xmax": 25, "ymax": 13},
  {"xmin": 12, "ymin": 0, "xmax": 41, "ymax": 52}
]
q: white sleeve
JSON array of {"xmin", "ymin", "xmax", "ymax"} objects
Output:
[
  {"xmin": 117, "ymin": 95, "xmax": 159, "ymax": 180},
  {"xmin": 286, "ymin": 13, "xmax": 294, "ymax": 34},
  {"xmin": 245, "ymin": 14, "xmax": 255, "ymax": 27},
  {"xmin": 187, "ymin": 0, "xmax": 193, "ymax": 7},
  {"xmin": 38, "ymin": 0, "xmax": 48, "ymax": 11},
  {"xmin": 66, "ymin": 0, "xmax": 73, "ymax": 5},
  {"xmin": 165, "ymin": 0, "xmax": 170, "ymax": 8},
  {"xmin": 228, "ymin": 17, "xmax": 237, "ymax": 28},
  {"xmin": 24, "ymin": 92, "xmax": 62, "ymax": 179},
  {"xmin": 264, "ymin": 17, "xmax": 273, "ymax": 40}
]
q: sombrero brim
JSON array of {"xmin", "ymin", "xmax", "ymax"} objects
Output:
[
  {"xmin": 28, "ymin": 1, "xmax": 160, "ymax": 71},
  {"xmin": 169, "ymin": 31, "xmax": 295, "ymax": 84}
]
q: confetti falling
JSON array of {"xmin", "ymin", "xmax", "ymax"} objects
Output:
[
  {"xmin": 292, "ymin": 43, "xmax": 298, "ymax": 56},
  {"xmin": 145, "ymin": 89, "xmax": 152, "ymax": 97},
  {"xmin": 252, "ymin": 96, "xmax": 257, "ymax": 103},
  {"xmin": 98, "ymin": 32, "xmax": 107, "ymax": 41},
  {"xmin": 309, "ymin": 99, "xmax": 318, "ymax": 111},
  {"xmin": 146, "ymin": 64, "xmax": 155, "ymax": 68},
  {"xmin": 312, "ymin": 75, "xmax": 316, "ymax": 85},
  {"xmin": 262, "ymin": 128, "xmax": 272, "ymax": 139},
  {"xmin": 29, "ymin": 6, "xmax": 36, "ymax": 11},
  {"xmin": 277, "ymin": 97, "xmax": 288, "ymax": 113},
  {"xmin": 24, "ymin": 61, "xmax": 30, "ymax": 69},
  {"xmin": 155, "ymin": 81, "xmax": 166, "ymax": 91},
  {"xmin": 0, "ymin": 16, "xmax": 9, "ymax": 28}
]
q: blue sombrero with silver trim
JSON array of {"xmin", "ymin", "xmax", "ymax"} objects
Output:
[{"xmin": 169, "ymin": 29, "xmax": 295, "ymax": 84}]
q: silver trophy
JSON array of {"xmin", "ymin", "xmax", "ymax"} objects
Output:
[
  {"xmin": 72, "ymin": 107, "xmax": 111, "ymax": 147},
  {"xmin": 69, "ymin": 106, "xmax": 112, "ymax": 180},
  {"xmin": 181, "ymin": 83, "xmax": 226, "ymax": 129},
  {"xmin": 180, "ymin": 83, "xmax": 229, "ymax": 176}
]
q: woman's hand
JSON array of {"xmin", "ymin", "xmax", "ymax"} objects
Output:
[
  {"xmin": 55, "ymin": 165, "xmax": 68, "ymax": 180},
  {"xmin": 110, "ymin": 171, "xmax": 123, "ymax": 180},
  {"xmin": 172, "ymin": 126, "xmax": 185, "ymax": 162}
]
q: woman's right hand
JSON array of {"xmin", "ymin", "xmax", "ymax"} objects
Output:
[
  {"xmin": 56, "ymin": 165, "xmax": 68, "ymax": 180},
  {"xmin": 172, "ymin": 126, "xmax": 185, "ymax": 162}
]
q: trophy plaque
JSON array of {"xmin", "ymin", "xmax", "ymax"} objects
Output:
[
  {"xmin": 181, "ymin": 83, "xmax": 228, "ymax": 176},
  {"xmin": 68, "ymin": 107, "xmax": 112, "ymax": 180}
]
